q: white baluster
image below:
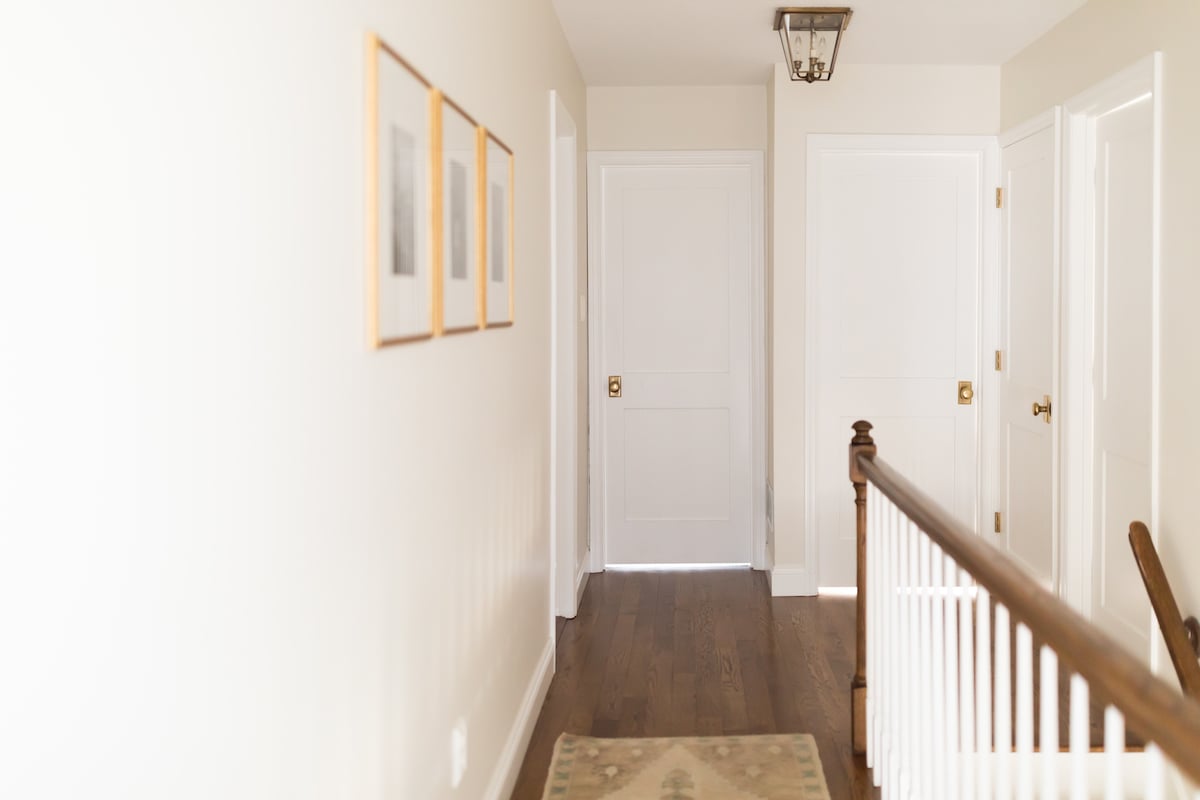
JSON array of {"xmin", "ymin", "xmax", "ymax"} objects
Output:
[
  {"xmin": 1016, "ymin": 623, "xmax": 1034, "ymax": 800},
  {"xmin": 1103, "ymin": 705, "xmax": 1123, "ymax": 800},
  {"xmin": 995, "ymin": 603, "xmax": 1012, "ymax": 800},
  {"xmin": 919, "ymin": 534, "xmax": 933, "ymax": 798},
  {"xmin": 959, "ymin": 568, "xmax": 975, "ymax": 800},
  {"xmin": 1144, "ymin": 743, "xmax": 1164, "ymax": 800},
  {"xmin": 866, "ymin": 485, "xmax": 876, "ymax": 771},
  {"xmin": 1039, "ymin": 646, "xmax": 1058, "ymax": 799},
  {"xmin": 908, "ymin": 519, "xmax": 921, "ymax": 799},
  {"xmin": 930, "ymin": 544, "xmax": 946, "ymax": 800},
  {"xmin": 976, "ymin": 587, "xmax": 993, "ymax": 799},
  {"xmin": 887, "ymin": 501, "xmax": 901, "ymax": 797},
  {"xmin": 1069, "ymin": 674, "xmax": 1089, "ymax": 800},
  {"xmin": 943, "ymin": 553, "xmax": 959, "ymax": 800}
]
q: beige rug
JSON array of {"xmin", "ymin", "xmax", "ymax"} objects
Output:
[{"xmin": 540, "ymin": 733, "xmax": 831, "ymax": 799}]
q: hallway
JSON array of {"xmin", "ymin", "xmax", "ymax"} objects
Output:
[{"xmin": 509, "ymin": 569, "xmax": 874, "ymax": 799}]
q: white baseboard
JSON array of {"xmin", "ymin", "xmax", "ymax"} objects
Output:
[
  {"xmin": 575, "ymin": 561, "xmax": 590, "ymax": 610},
  {"xmin": 483, "ymin": 638, "xmax": 555, "ymax": 800},
  {"xmin": 770, "ymin": 564, "xmax": 817, "ymax": 597}
]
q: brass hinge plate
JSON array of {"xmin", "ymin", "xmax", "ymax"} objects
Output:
[
  {"xmin": 994, "ymin": 511, "xmax": 1002, "ymax": 533},
  {"xmin": 995, "ymin": 187, "xmax": 1003, "ymax": 208}
]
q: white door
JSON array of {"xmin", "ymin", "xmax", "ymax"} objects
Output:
[
  {"xmin": 997, "ymin": 115, "xmax": 1060, "ymax": 589},
  {"xmin": 810, "ymin": 137, "xmax": 990, "ymax": 588},
  {"xmin": 1085, "ymin": 87, "xmax": 1157, "ymax": 661},
  {"xmin": 590, "ymin": 153, "xmax": 759, "ymax": 565}
]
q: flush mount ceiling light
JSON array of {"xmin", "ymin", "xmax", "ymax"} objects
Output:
[{"xmin": 774, "ymin": 7, "xmax": 852, "ymax": 83}]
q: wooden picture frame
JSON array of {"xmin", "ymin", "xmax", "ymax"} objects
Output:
[
  {"xmin": 438, "ymin": 95, "xmax": 482, "ymax": 334},
  {"xmin": 482, "ymin": 130, "xmax": 515, "ymax": 327},
  {"xmin": 365, "ymin": 34, "xmax": 437, "ymax": 348}
]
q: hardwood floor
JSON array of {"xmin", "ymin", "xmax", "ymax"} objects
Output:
[{"xmin": 509, "ymin": 568, "xmax": 875, "ymax": 800}]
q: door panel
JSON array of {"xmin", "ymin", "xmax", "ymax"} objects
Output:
[
  {"xmin": 998, "ymin": 121, "xmax": 1058, "ymax": 588},
  {"xmin": 1090, "ymin": 94, "xmax": 1154, "ymax": 659},
  {"xmin": 595, "ymin": 159, "xmax": 755, "ymax": 565},
  {"xmin": 812, "ymin": 141, "xmax": 985, "ymax": 587}
]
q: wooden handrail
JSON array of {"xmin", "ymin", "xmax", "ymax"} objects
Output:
[
  {"xmin": 1129, "ymin": 522, "xmax": 1200, "ymax": 701},
  {"xmin": 849, "ymin": 420, "xmax": 1200, "ymax": 782}
]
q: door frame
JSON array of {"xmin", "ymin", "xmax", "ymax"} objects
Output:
[
  {"xmin": 586, "ymin": 150, "xmax": 768, "ymax": 571},
  {"xmin": 1059, "ymin": 53, "xmax": 1163, "ymax": 624},
  {"xmin": 549, "ymin": 91, "xmax": 583, "ymax": 620},
  {"xmin": 804, "ymin": 134, "xmax": 1000, "ymax": 593}
]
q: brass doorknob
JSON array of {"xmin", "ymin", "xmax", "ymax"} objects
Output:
[
  {"xmin": 608, "ymin": 375, "xmax": 622, "ymax": 398},
  {"xmin": 1031, "ymin": 395, "xmax": 1052, "ymax": 423}
]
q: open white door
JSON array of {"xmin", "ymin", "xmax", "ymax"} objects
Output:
[
  {"xmin": 588, "ymin": 151, "xmax": 763, "ymax": 566},
  {"xmin": 997, "ymin": 112, "xmax": 1060, "ymax": 590},
  {"xmin": 809, "ymin": 135, "xmax": 992, "ymax": 590}
]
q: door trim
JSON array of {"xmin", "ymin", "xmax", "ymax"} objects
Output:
[
  {"xmin": 1060, "ymin": 53, "xmax": 1163, "ymax": 631},
  {"xmin": 586, "ymin": 150, "xmax": 768, "ymax": 571},
  {"xmin": 549, "ymin": 91, "xmax": 580, "ymax": 620},
  {"xmin": 804, "ymin": 134, "xmax": 999, "ymax": 594}
]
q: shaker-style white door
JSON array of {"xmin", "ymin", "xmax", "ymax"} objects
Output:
[
  {"xmin": 1087, "ymin": 90, "xmax": 1156, "ymax": 660},
  {"xmin": 810, "ymin": 137, "xmax": 989, "ymax": 588},
  {"xmin": 590, "ymin": 153, "xmax": 759, "ymax": 565},
  {"xmin": 998, "ymin": 117, "xmax": 1060, "ymax": 589}
]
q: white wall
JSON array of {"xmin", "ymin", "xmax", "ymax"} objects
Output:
[
  {"xmin": 0, "ymin": 1, "xmax": 585, "ymax": 799},
  {"xmin": 587, "ymin": 85, "xmax": 767, "ymax": 151},
  {"xmin": 769, "ymin": 63, "xmax": 1000, "ymax": 589},
  {"xmin": 1001, "ymin": 0, "xmax": 1200, "ymax": 670}
]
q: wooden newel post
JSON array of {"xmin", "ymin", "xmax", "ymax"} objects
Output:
[{"xmin": 849, "ymin": 420, "xmax": 876, "ymax": 756}]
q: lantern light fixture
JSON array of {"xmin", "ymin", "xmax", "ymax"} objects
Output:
[{"xmin": 774, "ymin": 7, "xmax": 853, "ymax": 83}]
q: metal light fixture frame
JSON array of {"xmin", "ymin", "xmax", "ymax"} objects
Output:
[{"xmin": 774, "ymin": 7, "xmax": 853, "ymax": 83}]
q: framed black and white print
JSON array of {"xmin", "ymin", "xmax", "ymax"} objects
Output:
[
  {"xmin": 365, "ymin": 34, "xmax": 435, "ymax": 348},
  {"xmin": 483, "ymin": 131, "xmax": 514, "ymax": 327},
  {"xmin": 439, "ymin": 95, "xmax": 481, "ymax": 333}
]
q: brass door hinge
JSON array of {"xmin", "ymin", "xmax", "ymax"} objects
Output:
[
  {"xmin": 995, "ymin": 350, "xmax": 1003, "ymax": 371},
  {"xmin": 995, "ymin": 187, "xmax": 1003, "ymax": 208},
  {"xmin": 994, "ymin": 512, "xmax": 1002, "ymax": 533}
]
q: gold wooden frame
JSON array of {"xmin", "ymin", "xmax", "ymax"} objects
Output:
[
  {"xmin": 481, "ymin": 130, "xmax": 515, "ymax": 328},
  {"xmin": 437, "ymin": 94, "xmax": 483, "ymax": 336},
  {"xmin": 364, "ymin": 33, "xmax": 437, "ymax": 348}
]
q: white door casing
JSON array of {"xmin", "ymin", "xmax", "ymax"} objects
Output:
[
  {"xmin": 549, "ymin": 91, "xmax": 582, "ymax": 619},
  {"xmin": 587, "ymin": 151, "xmax": 766, "ymax": 567},
  {"xmin": 807, "ymin": 135, "xmax": 996, "ymax": 591},
  {"xmin": 998, "ymin": 111, "xmax": 1061, "ymax": 590},
  {"xmin": 1062, "ymin": 54, "xmax": 1162, "ymax": 663}
]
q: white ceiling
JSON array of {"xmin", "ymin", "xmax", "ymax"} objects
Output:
[{"xmin": 552, "ymin": 0, "xmax": 1088, "ymax": 86}]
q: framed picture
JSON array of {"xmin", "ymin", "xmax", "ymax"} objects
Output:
[
  {"xmin": 483, "ymin": 131, "xmax": 514, "ymax": 327},
  {"xmin": 439, "ymin": 95, "xmax": 482, "ymax": 334},
  {"xmin": 365, "ymin": 34, "xmax": 436, "ymax": 347}
]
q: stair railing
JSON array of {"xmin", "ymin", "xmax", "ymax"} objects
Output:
[{"xmin": 849, "ymin": 420, "xmax": 1200, "ymax": 799}]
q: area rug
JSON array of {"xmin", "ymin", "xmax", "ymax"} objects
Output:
[{"xmin": 540, "ymin": 733, "xmax": 831, "ymax": 799}]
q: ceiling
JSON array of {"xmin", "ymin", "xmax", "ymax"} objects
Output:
[{"xmin": 551, "ymin": 0, "xmax": 1088, "ymax": 86}]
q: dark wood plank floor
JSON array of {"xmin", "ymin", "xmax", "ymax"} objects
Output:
[{"xmin": 509, "ymin": 568, "xmax": 875, "ymax": 800}]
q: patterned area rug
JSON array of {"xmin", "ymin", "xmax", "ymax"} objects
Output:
[{"xmin": 540, "ymin": 733, "xmax": 831, "ymax": 799}]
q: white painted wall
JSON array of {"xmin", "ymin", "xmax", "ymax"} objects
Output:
[
  {"xmin": 0, "ymin": 1, "xmax": 585, "ymax": 799},
  {"xmin": 587, "ymin": 85, "xmax": 768, "ymax": 151},
  {"xmin": 1001, "ymin": 0, "xmax": 1200, "ymax": 675},
  {"xmin": 770, "ymin": 63, "xmax": 1000, "ymax": 590}
]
